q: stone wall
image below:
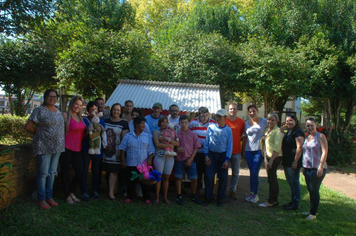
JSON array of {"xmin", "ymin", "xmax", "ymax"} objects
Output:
[{"xmin": 0, "ymin": 144, "xmax": 37, "ymax": 209}]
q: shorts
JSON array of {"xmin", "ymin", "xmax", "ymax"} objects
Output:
[
  {"xmin": 153, "ymin": 155, "xmax": 174, "ymax": 175},
  {"xmin": 174, "ymin": 160, "xmax": 197, "ymax": 179}
]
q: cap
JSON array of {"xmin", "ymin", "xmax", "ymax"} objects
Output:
[
  {"xmin": 216, "ymin": 109, "xmax": 228, "ymax": 117},
  {"xmin": 152, "ymin": 102, "xmax": 162, "ymax": 109}
]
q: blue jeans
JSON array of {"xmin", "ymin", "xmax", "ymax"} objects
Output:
[
  {"xmin": 303, "ymin": 168, "xmax": 326, "ymax": 215},
  {"xmin": 245, "ymin": 151, "xmax": 264, "ymax": 195},
  {"xmin": 205, "ymin": 151, "xmax": 228, "ymax": 200},
  {"xmin": 284, "ymin": 166, "xmax": 301, "ymax": 207},
  {"xmin": 36, "ymin": 153, "xmax": 61, "ymax": 201},
  {"xmin": 82, "ymin": 151, "xmax": 102, "ymax": 193},
  {"xmin": 229, "ymin": 153, "xmax": 241, "ymax": 192}
]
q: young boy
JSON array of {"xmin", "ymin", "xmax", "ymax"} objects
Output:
[{"xmin": 174, "ymin": 115, "xmax": 202, "ymax": 205}]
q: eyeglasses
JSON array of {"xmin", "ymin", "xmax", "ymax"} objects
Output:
[{"xmin": 170, "ymin": 110, "xmax": 179, "ymax": 112}]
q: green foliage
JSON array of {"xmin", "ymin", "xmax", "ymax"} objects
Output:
[
  {"xmin": 0, "ymin": 37, "xmax": 57, "ymax": 116},
  {"xmin": 56, "ymin": 29, "xmax": 152, "ymax": 98},
  {"xmin": 57, "ymin": 0, "xmax": 136, "ymax": 32},
  {"xmin": 185, "ymin": 2, "xmax": 246, "ymax": 43},
  {"xmin": 154, "ymin": 29, "xmax": 240, "ymax": 104},
  {"xmin": 236, "ymin": 36, "xmax": 309, "ymax": 116},
  {"xmin": 328, "ymin": 132, "xmax": 356, "ymax": 166},
  {"xmin": 245, "ymin": 0, "xmax": 318, "ymax": 47},
  {"xmin": 0, "ymin": 115, "xmax": 33, "ymax": 145},
  {"xmin": 0, "ymin": 0, "xmax": 57, "ymax": 35}
]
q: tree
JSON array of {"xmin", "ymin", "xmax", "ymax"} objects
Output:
[
  {"xmin": 244, "ymin": 0, "xmax": 318, "ymax": 48},
  {"xmin": 0, "ymin": 0, "xmax": 57, "ymax": 35},
  {"xmin": 184, "ymin": 1, "xmax": 246, "ymax": 43},
  {"xmin": 153, "ymin": 26, "xmax": 240, "ymax": 104},
  {"xmin": 56, "ymin": 29, "xmax": 152, "ymax": 98},
  {"xmin": 0, "ymin": 37, "xmax": 57, "ymax": 116},
  {"xmin": 236, "ymin": 36, "xmax": 309, "ymax": 118}
]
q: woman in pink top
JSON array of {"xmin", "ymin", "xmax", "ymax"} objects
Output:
[
  {"xmin": 59, "ymin": 96, "xmax": 86, "ymax": 204},
  {"xmin": 302, "ymin": 117, "xmax": 328, "ymax": 220}
]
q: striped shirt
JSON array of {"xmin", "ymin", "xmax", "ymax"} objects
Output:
[{"xmin": 189, "ymin": 117, "xmax": 216, "ymax": 153}]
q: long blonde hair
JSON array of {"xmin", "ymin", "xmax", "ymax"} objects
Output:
[{"xmin": 65, "ymin": 96, "xmax": 84, "ymax": 133}]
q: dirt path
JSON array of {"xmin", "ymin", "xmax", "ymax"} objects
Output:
[{"xmin": 237, "ymin": 160, "xmax": 356, "ymax": 200}]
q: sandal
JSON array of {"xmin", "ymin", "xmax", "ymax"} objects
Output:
[
  {"xmin": 46, "ymin": 199, "xmax": 58, "ymax": 207},
  {"xmin": 153, "ymin": 199, "xmax": 159, "ymax": 205},
  {"xmin": 66, "ymin": 197, "xmax": 75, "ymax": 204},
  {"xmin": 71, "ymin": 195, "xmax": 80, "ymax": 203},
  {"xmin": 38, "ymin": 201, "xmax": 51, "ymax": 209},
  {"xmin": 162, "ymin": 199, "xmax": 171, "ymax": 206}
]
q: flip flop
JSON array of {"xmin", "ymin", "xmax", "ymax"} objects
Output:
[
  {"xmin": 162, "ymin": 199, "xmax": 171, "ymax": 206},
  {"xmin": 153, "ymin": 200, "xmax": 159, "ymax": 205}
]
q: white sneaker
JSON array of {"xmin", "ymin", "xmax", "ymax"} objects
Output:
[
  {"xmin": 245, "ymin": 193, "xmax": 253, "ymax": 202},
  {"xmin": 249, "ymin": 194, "xmax": 259, "ymax": 203},
  {"xmin": 306, "ymin": 214, "xmax": 317, "ymax": 220}
]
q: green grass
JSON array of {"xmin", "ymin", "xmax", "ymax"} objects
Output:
[
  {"xmin": 335, "ymin": 163, "xmax": 356, "ymax": 175},
  {"xmin": 1, "ymin": 173, "xmax": 356, "ymax": 236}
]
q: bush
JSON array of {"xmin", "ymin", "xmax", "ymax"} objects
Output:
[
  {"xmin": 328, "ymin": 131, "xmax": 356, "ymax": 166},
  {"xmin": 0, "ymin": 115, "xmax": 33, "ymax": 145}
]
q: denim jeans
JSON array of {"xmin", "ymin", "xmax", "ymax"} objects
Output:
[
  {"xmin": 267, "ymin": 156, "xmax": 282, "ymax": 203},
  {"xmin": 205, "ymin": 151, "xmax": 228, "ymax": 200},
  {"xmin": 36, "ymin": 152, "xmax": 61, "ymax": 201},
  {"xmin": 82, "ymin": 151, "xmax": 102, "ymax": 193},
  {"xmin": 229, "ymin": 153, "xmax": 242, "ymax": 192},
  {"xmin": 303, "ymin": 168, "xmax": 326, "ymax": 215},
  {"xmin": 245, "ymin": 151, "xmax": 264, "ymax": 195},
  {"xmin": 284, "ymin": 166, "xmax": 301, "ymax": 207}
]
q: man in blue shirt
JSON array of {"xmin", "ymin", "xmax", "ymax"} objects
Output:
[
  {"xmin": 145, "ymin": 102, "xmax": 163, "ymax": 135},
  {"xmin": 203, "ymin": 109, "xmax": 233, "ymax": 207}
]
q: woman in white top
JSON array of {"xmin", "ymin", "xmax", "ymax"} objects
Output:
[{"xmin": 243, "ymin": 104, "xmax": 268, "ymax": 203}]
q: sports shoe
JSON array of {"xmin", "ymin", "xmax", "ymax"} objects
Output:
[
  {"xmin": 245, "ymin": 193, "xmax": 253, "ymax": 202},
  {"xmin": 230, "ymin": 191, "xmax": 237, "ymax": 199},
  {"xmin": 93, "ymin": 191, "xmax": 100, "ymax": 199},
  {"xmin": 82, "ymin": 193, "xmax": 91, "ymax": 201},
  {"xmin": 249, "ymin": 194, "xmax": 259, "ymax": 203},
  {"xmin": 285, "ymin": 204, "xmax": 300, "ymax": 210},
  {"xmin": 191, "ymin": 194, "xmax": 202, "ymax": 204},
  {"xmin": 203, "ymin": 198, "xmax": 212, "ymax": 206},
  {"xmin": 283, "ymin": 202, "xmax": 292, "ymax": 209},
  {"xmin": 176, "ymin": 195, "xmax": 184, "ymax": 205},
  {"xmin": 306, "ymin": 214, "xmax": 316, "ymax": 220}
]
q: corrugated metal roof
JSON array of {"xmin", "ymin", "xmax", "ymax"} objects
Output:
[{"xmin": 106, "ymin": 79, "xmax": 221, "ymax": 113}]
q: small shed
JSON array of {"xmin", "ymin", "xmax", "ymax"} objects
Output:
[{"xmin": 106, "ymin": 79, "xmax": 221, "ymax": 116}]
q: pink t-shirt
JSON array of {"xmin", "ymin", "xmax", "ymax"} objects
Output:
[
  {"xmin": 65, "ymin": 118, "xmax": 86, "ymax": 152},
  {"xmin": 175, "ymin": 129, "xmax": 201, "ymax": 161}
]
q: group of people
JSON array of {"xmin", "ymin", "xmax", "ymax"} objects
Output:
[
  {"xmin": 244, "ymin": 105, "xmax": 328, "ymax": 221},
  {"xmin": 25, "ymin": 89, "xmax": 328, "ymax": 221}
]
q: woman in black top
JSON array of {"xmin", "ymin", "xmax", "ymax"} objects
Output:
[{"xmin": 281, "ymin": 114, "xmax": 305, "ymax": 210}]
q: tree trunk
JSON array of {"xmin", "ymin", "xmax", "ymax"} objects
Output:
[
  {"xmin": 343, "ymin": 99, "xmax": 356, "ymax": 133},
  {"xmin": 324, "ymin": 97, "xmax": 332, "ymax": 139},
  {"xmin": 6, "ymin": 92, "xmax": 14, "ymax": 116},
  {"xmin": 274, "ymin": 96, "xmax": 289, "ymax": 126},
  {"xmin": 331, "ymin": 98, "xmax": 341, "ymax": 136}
]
